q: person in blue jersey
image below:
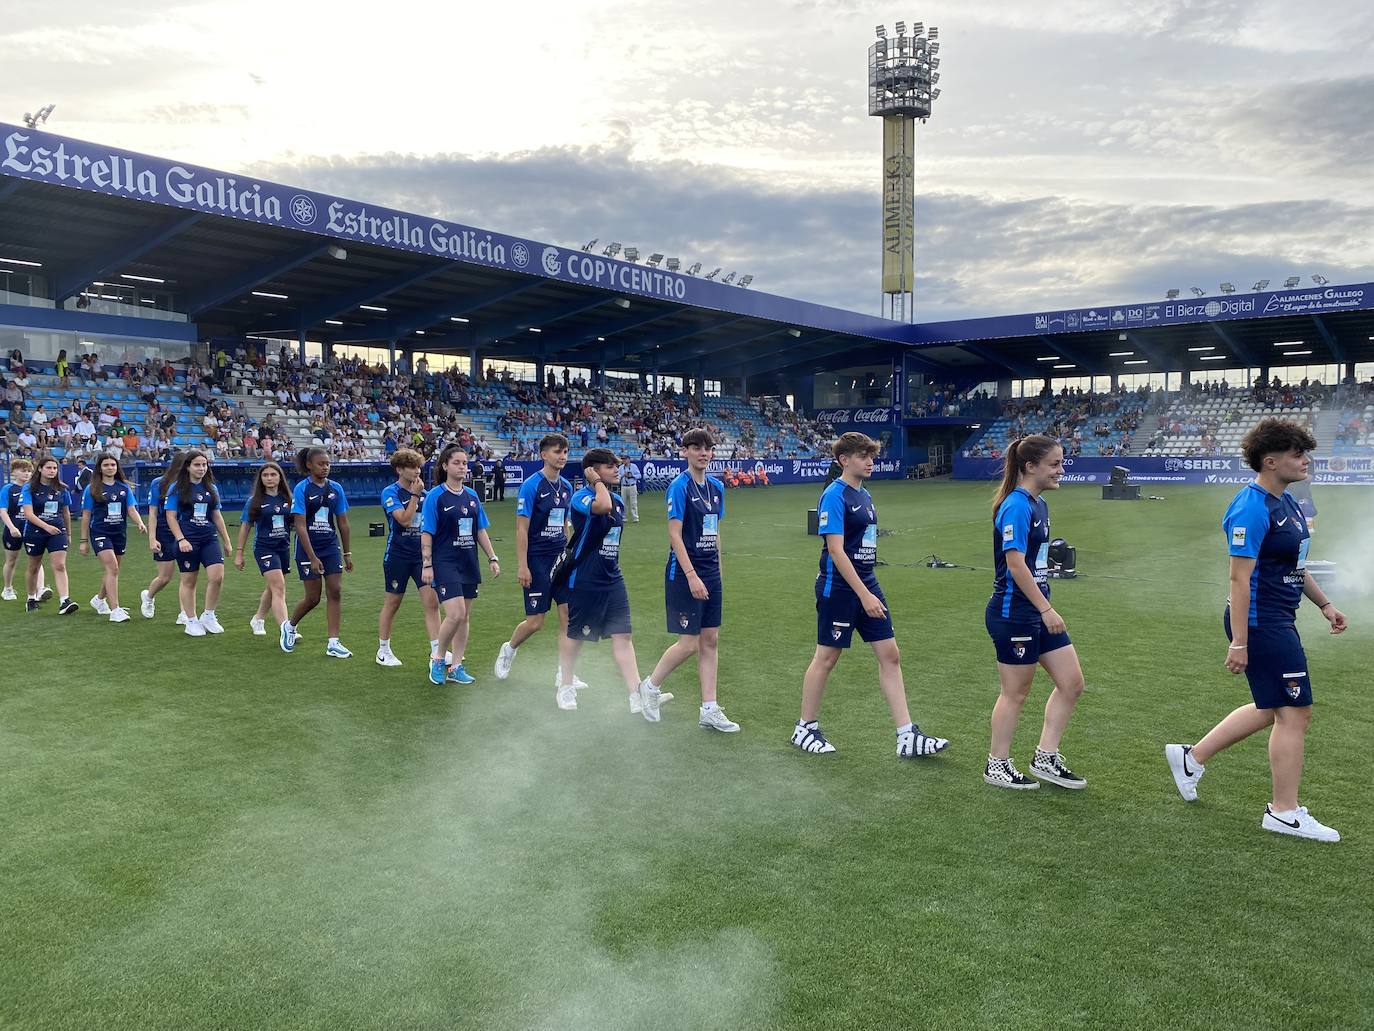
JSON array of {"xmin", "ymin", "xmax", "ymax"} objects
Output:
[
  {"xmin": 792, "ymin": 432, "xmax": 949, "ymax": 759},
  {"xmin": 1167, "ymin": 419, "xmax": 1349, "ymax": 842},
  {"xmin": 79, "ymin": 453, "xmax": 148, "ymax": 623},
  {"xmin": 1287, "ymin": 476, "xmax": 1317, "ymax": 535},
  {"xmin": 281, "ymin": 447, "xmax": 353, "ymax": 659},
  {"xmin": 493, "ymin": 433, "xmax": 586, "ymax": 690},
  {"xmin": 2, "ymin": 459, "xmax": 47, "ymax": 603},
  {"xmin": 376, "ymin": 449, "xmax": 441, "ymax": 667},
  {"xmin": 233, "ymin": 461, "xmax": 293, "ymax": 642},
  {"xmin": 643, "ymin": 429, "xmax": 736, "ymax": 731},
  {"xmin": 983, "ymin": 435, "xmax": 1088, "ymax": 790},
  {"xmin": 555, "ymin": 448, "xmax": 658, "ymax": 718},
  {"xmin": 19, "ymin": 454, "xmax": 77, "ymax": 614},
  {"xmin": 163, "ymin": 449, "xmax": 234, "ymax": 637},
  {"xmin": 141, "ymin": 452, "xmax": 188, "ymax": 621},
  {"xmin": 420, "ymin": 445, "xmax": 499, "ymax": 686}
]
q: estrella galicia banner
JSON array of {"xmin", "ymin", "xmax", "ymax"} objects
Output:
[
  {"xmin": 0, "ymin": 123, "xmax": 906, "ymax": 341},
  {"xmin": 953, "ymin": 454, "xmax": 1374, "ymax": 486}
]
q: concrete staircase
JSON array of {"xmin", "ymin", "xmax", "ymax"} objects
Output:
[{"xmin": 1312, "ymin": 405, "xmax": 1345, "ymax": 455}]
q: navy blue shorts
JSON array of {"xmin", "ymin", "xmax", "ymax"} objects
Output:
[
  {"xmin": 523, "ymin": 551, "xmax": 570, "ymax": 615},
  {"xmin": 666, "ymin": 570, "xmax": 722, "ymax": 635},
  {"xmin": 254, "ymin": 545, "xmax": 290, "ymax": 575},
  {"xmin": 23, "ymin": 529, "xmax": 68, "ymax": 556},
  {"xmin": 91, "ymin": 531, "xmax": 127, "ymax": 556},
  {"xmin": 175, "ymin": 537, "xmax": 223, "ymax": 572},
  {"xmin": 567, "ymin": 580, "xmax": 632, "ymax": 641},
  {"xmin": 985, "ymin": 608, "xmax": 1072, "ymax": 665},
  {"xmin": 297, "ymin": 544, "xmax": 343, "ymax": 581},
  {"xmin": 3, "ymin": 529, "xmax": 22, "ymax": 552},
  {"xmin": 153, "ymin": 532, "xmax": 179, "ymax": 563},
  {"xmin": 815, "ymin": 578, "xmax": 893, "ymax": 649},
  {"xmin": 1225, "ymin": 608, "xmax": 1312, "ymax": 708},
  {"xmin": 383, "ymin": 554, "xmax": 425, "ymax": 595},
  {"xmin": 432, "ymin": 563, "xmax": 479, "ymax": 602}
]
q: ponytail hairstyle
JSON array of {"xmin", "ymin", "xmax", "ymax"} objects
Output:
[
  {"xmin": 247, "ymin": 461, "xmax": 290, "ymax": 524},
  {"xmin": 992, "ymin": 434, "xmax": 1060, "ymax": 512},
  {"xmin": 91, "ymin": 453, "xmax": 127, "ymax": 503},
  {"xmin": 296, "ymin": 446, "xmax": 329, "ymax": 478},
  {"xmin": 175, "ymin": 448, "xmax": 215, "ymax": 506},
  {"xmin": 155, "ymin": 452, "xmax": 188, "ymax": 506},
  {"xmin": 433, "ymin": 443, "xmax": 467, "ymax": 486}
]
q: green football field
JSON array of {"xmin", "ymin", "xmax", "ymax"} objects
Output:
[{"xmin": 3, "ymin": 480, "xmax": 1370, "ymax": 1031}]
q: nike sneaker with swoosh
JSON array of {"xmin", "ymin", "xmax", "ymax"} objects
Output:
[
  {"xmin": 1262, "ymin": 804, "xmax": 1339, "ymax": 842},
  {"xmin": 1165, "ymin": 743, "xmax": 1204, "ymax": 801}
]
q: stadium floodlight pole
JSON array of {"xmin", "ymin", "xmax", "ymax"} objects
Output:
[{"xmin": 871, "ymin": 21, "xmax": 941, "ymax": 323}]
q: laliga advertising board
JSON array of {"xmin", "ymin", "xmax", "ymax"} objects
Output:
[
  {"xmin": 952, "ymin": 454, "xmax": 1374, "ymax": 486},
  {"xmin": 498, "ymin": 458, "xmax": 903, "ymax": 491}
]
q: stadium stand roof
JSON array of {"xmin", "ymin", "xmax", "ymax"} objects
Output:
[
  {"xmin": 0, "ymin": 122, "xmax": 908, "ymax": 384},
  {"xmin": 3, "ymin": 121, "xmax": 1371, "ymax": 386}
]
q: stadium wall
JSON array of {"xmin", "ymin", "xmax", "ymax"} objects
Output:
[{"xmin": 953, "ymin": 454, "xmax": 1374, "ymax": 485}]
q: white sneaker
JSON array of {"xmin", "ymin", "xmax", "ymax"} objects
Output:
[
  {"xmin": 1262, "ymin": 804, "xmax": 1340, "ymax": 842},
  {"xmin": 637, "ymin": 679, "xmax": 662, "ymax": 722},
  {"xmin": 494, "ymin": 641, "xmax": 516, "ymax": 680},
  {"xmin": 108, "ymin": 607, "xmax": 131, "ymax": 623},
  {"xmin": 199, "ymin": 611, "xmax": 224, "ymax": 634},
  {"xmin": 184, "ymin": 618, "xmax": 207, "ymax": 637},
  {"xmin": 1165, "ymin": 744, "xmax": 1204, "ymax": 802},
  {"xmin": 554, "ymin": 668, "xmax": 591, "ymax": 691},
  {"xmin": 630, "ymin": 690, "xmax": 674, "ymax": 715},
  {"xmin": 325, "ymin": 641, "xmax": 353, "ymax": 659},
  {"xmin": 176, "ymin": 612, "xmax": 188, "ymax": 626},
  {"xmin": 140, "ymin": 589, "xmax": 155, "ymax": 618},
  {"xmin": 897, "ymin": 725, "xmax": 950, "ymax": 759},
  {"xmin": 250, "ymin": 617, "xmax": 267, "ymax": 636},
  {"xmin": 90, "ymin": 595, "xmax": 111, "ymax": 615},
  {"xmin": 556, "ymin": 683, "xmax": 578, "ymax": 710},
  {"xmin": 699, "ymin": 705, "xmax": 740, "ymax": 732},
  {"xmin": 376, "ymin": 648, "xmax": 403, "ymax": 667},
  {"xmin": 1, "ymin": 587, "xmax": 16, "ymax": 601},
  {"xmin": 790, "ymin": 720, "xmax": 836, "ymax": 754}
]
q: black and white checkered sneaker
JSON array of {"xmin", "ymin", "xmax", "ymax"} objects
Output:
[
  {"xmin": 1029, "ymin": 748, "xmax": 1087, "ymax": 789},
  {"xmin": 984, "ymin": 756, "xmax": 1039, "ymax": 790}
]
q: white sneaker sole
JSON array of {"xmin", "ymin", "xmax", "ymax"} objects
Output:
[
  {"xmin": 983, "ymin": 774, "xmax": 1039, "ymax": 790},
  {"xmin": 1029, "ymin": 767, "xmax": 1087, "ymax": 789},
  {"xmin": 250, "ymin": 624, "xmax": 267, "ymax": 636},
  {"xmin": 700, "ymin": 719, "xmax": 741, "ymax": 733},
  {"xmin": 1262, "ymin": 816, "xmax": 1340, "ymax": 842},
  {"xmin": 1165, "ymin": 744, "xmax": 1199, "ymax": 801}
]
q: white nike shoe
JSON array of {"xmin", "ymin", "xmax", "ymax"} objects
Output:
[
  {"xmin": 1165, "ymin": 743, "xmax": 1204, "ymax": 802},
  {"xmin": 184, "ymin": 618, "xmax": 207, "ymax": 637},
  {"xmin": 1262, "ymin": 805, "xmax": 1340, "ymax": 842},
  {"xmin": 90, "ymin": 595, "xmax": 111, "ymax": 615},
  {"xmin": 1, "ymin": 586, "xmax": 16, "ymax": 601},
  {"xmin": 199, "ymin": 612, "xmax": 224, "ymax": 634},
  {"xmin": 108, "ymin": 607, "xmax": 131, "ymax": 623},
  {"xmin": 250, "ymin": 617, "xmax": 267, "ymax": 636},
  {"xmin": 556, "ymin": 683, "xmax": 578, "ymax": 710},
  {"xmin": 376, "ymin": 648, "xmax": 403, "ymax": 667},
  {"xmin": 140, "ymin": 589, "xmax": 155, "ymax": 618},
  {"xmin": 699, "ymin": 705, "xmax": 740, "ymax": 733},
  {"xmin": 629, "ymin": 690, "xmax": 673, "ymax": 714},
  {"xmin": 175, "ymin": 612, "xmax": 188, "ymax": 626},
  {"xmin": 494, "ymin": 641, "xmax": 516, "ymax": 680}
]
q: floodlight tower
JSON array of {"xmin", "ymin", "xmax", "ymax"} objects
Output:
[{"xmin": 869, "ymin": 22, "xmax": 941, "ymax": 322}]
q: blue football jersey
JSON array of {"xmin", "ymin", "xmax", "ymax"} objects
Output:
[
  {"xmin": 816, "ymin": 480, "xmax": 878, "ymax": 595},
  {"xmin": 666, "ymin": 472, "xmax": 725, "ymax": 579},
  {"xmin": 990, "ymin": 487, "xmax": 1052, "ymax": 621},
  {"xmin": 1223, "ymin": 482, "xmax": 1310, "ymax": 627}
]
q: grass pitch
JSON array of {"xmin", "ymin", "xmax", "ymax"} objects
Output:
[{"xmin": 2, "ymin": 481, "xmax": 1371, "ymax": 1031}]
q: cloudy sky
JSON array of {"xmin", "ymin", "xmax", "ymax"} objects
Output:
[{"xmin": 5, "ymin": 0, "xmax": 1373, "ymax": 321}]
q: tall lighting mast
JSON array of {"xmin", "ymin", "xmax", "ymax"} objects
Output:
[{"xmin": 869, "ymin": 22, "xmax": 941, "ymax": 322}]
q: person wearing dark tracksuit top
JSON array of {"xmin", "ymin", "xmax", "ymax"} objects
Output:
[
  {"xmin": 282, "ymin": 447, "xmax": 353, "ymax": 659},
  {"xmin": 162, "ymin": 449, "xmax": 234, "ymax": 637},
  {"xmin": 376, "ymin": 448, "xmax": 441, "ymax": 667},
  {"xmin": 141, "ymin": 452, "xmax": 188, "ymax": 621},
  {"xmin": 1, "ymin": 459, "xmax": 46, "ymax": 602},
  {"xmin": 234, "ymin": 461, "xmax": 293, "ymax": 641},
  {"xmin": 19, "ymin": 455, "xmax": 76, "ymax": 614}
]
